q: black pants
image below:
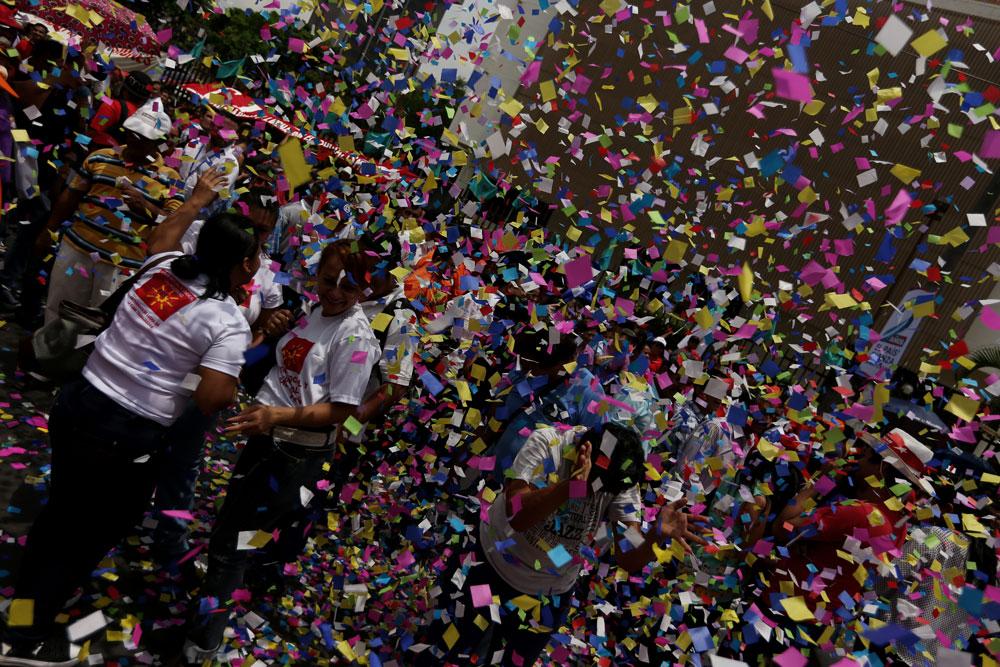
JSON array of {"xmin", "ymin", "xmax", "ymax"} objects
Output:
[
  {"xmin": 4, "ymin": 378, "xmax": 167, "ymax": 648},
  {"xmin": 187, "ymin": 434, "xmax": 333, "ymax": 650},
  {"xmin": 418, "ymin": 538, "xmax": 571, "ymax": 667}
]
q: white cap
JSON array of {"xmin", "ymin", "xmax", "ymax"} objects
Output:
[{"xmin": 123, "ymin": 98, "xmax": 171, "ymax": 141}]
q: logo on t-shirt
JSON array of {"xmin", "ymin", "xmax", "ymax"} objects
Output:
[
  {"xmin": 134, "ymin": 271, "xmax": 196, "ymax": 322},
  {"xmin": 281, "ymin": 336, "xmax": 314, "ymax": 373},
  {"xmin": 240, "ymin": 280, "xmax": 256, "ymax": 309}
]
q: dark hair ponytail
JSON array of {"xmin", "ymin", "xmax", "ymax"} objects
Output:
[{"xmin": 171, "ymin": 212, "xmax": 257, "ymax": 301}]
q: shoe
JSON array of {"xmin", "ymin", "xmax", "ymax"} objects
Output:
[
  {"xmin": 180, "ymin": 638, "xmax": 219, "ymax": 666},
  {"xmin": 0, "ymin": 636, "xmax": 79, "ymax": 666},
  {"xmin": 0, "ymin": 285, "xmax": 19, "ymax": 313}
]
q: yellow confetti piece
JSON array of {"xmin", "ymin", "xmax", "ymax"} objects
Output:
[
  {"xmin": 738, "ymin": 262, "xmax": 753, "ymax": 302},
  {"xmin": 539, "ymin": 80, "xmax": 556, "ymax": 102},
  {"xmin": 803, "ymin": 100, "xmax": 825, "ymax": 116},
  {"xmin": 278, "ymin": 138, "xmax": 311, "ymax": 191},
  {"xmin": 695, "ymin": 307, "xmax": 714, "ymax": 329},
  {"xmin": 664, "ymin": 239, "xmax": 687, "ymax": 263},
  {"xmin": 9, "ymin": 599, "xmax": 33, "ymax": 627},
  {"xmin": 825, "ymin": 292, "xmax": 858, "ymax": 309},
  {"xmin": 945, "ymin": 394, "xmax": 980, "ymax": 422},
  {"xmin": 911, "ymin": 29, "xmax": 947, "ymax": 57},
  {"xmin": 761, "ymin": 0, "xmax": 774, "ymax": 21},
  {"xmin": 337, "ymin": 639, "xmax": 358, "ymax": 660},
  {"xmin": 890, "ymin": 163, "xmax": 921, "ymax": 184},
  {"xmin": 499, "ymin": 98, "xmax": 524, "ymax": 117},
  {"xmin": 636, "ymin": 94, "xmax": 659, "ymax": 113},
  {"xmin": 780, "ymin": 596, "xmax": 815, "ymax": 621},
  {"xmin": 370, "ymin": 312, "xmax": 393, "ymax": 333},
  {"xmin": 962, "ymin": 513, "xmax": 989, "ymax": 537}
]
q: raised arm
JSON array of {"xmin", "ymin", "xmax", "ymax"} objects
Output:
[
  {"xmin": 146, "ymin": 169, "xmax": 227, "ymax": 256},
  {"xmin": 506, "ymin": 441, "xmax": 591, "ymax": 532}
]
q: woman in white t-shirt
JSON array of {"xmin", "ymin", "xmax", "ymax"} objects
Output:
[
  {"xmin": 182, "ymin": 239, "xmax": 380, "ymax": 663},
  {"xmin": 143, "ymin": 175, "xmax": 291, "ymax": 564},
  {"xmin": 1, "ymin": 214, "xmax": 259, "ymax": 665}
]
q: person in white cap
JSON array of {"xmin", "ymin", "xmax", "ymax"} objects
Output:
[{"xmin": 35, "ymin": 98, "xmax": 183, "ymax": 324}]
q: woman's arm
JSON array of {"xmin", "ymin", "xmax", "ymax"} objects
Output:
[
  {"xmin": 146, "ymin": 169, "xmax": 227, "ymax": 255},
  {"xmin": 193, "ymin": 367, "xmax": 240, "ymax": 416}
]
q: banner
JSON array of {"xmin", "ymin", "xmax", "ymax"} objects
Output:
[{"xmin": 857, "ymin": 289, "xmax": 936, "ymax": 380}]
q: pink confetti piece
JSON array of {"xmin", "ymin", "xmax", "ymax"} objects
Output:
[
  {"xmin": 470, "ymin": 584, "xmax": 493, "ymax": 607},
  {"xmin": 774, "ymin": 647, "xmax": 808, "ymax": 667},
  {"xmin": 982, "ymin": 130, "xmax": 1000, "ymax": 158},
  {"xmin": 772, "ymin": 68, "xmax": 813, "ymax": 102},
  {"xmin": 980, "ymin": 305, "xmax": 1000, "ymax": 331},
  {"xmin": 564, "ymin": 255, "xmax": 593, "ymax": 289}
]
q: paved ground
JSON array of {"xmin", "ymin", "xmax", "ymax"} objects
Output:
[{"xmin": 0, "ymin": 318, "xmax": 56, "ymax": 569}]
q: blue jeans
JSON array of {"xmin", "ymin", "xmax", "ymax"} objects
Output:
[
  {"xmin": 187, "ymin": 434, "xmax": 333, "ymax": 650},
  {"xmin": 151, "ymin": 400, "xmax": 217, "ymax": 560},
  {"xmin": 5, "ymin": 378, "xmax": 167, "ymax": 648}
]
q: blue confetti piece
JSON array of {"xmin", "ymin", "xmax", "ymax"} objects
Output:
[
  {"xmin": 320, "ymin": 623, "xmax": 334, "ymax": 650},
  {"xmin": 142, "ymin": 360, "xmax": 160, "ymax": 371},
  {"xmin": 243, "ymin": 344, "xmax": 270, "ymax": 365},
  {"xmin": 547, "ymin": 544, "xmax": 572, "ymax": 568},
  {"xmin": 419, "ymin": 371, "xmax": 444, "ymax": 396}
]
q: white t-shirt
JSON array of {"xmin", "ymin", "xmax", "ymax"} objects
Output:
[
  {"xmin": 345, "ymin": 286, "xmax": 418, "ymax": 442},
  {"xmin": 479, "ymin": 427, "xmax": 642, "ymax": 595},
  {"xmin": 180, "ymin": 219, "xmax": 281, "ymax": 326},
  {"xmin": 359, "ymin": 285, "xmax": 417, "ymax": 389},
  {"xmin": 83, "ymin": 253, "xmax": 251, "ymax": 426},
  {"xmin": 256, "ymin": 303, "xmax": 380, "ymax": 409}
]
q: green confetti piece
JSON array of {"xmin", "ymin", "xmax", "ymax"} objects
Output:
[{"xmin": 343, "ymin": 415, "xmax": 363, "ymax": 436}]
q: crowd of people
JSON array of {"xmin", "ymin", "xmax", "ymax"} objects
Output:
[{"xmin": 0, "ymin": 10, "xmax": 997, "ymax": 667}]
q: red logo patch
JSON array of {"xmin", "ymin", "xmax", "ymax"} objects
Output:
[
  {"xmin": 281, "ymin": 337, "xmax": 314, "ymax": 374},
  {"xmin": 134, "ymin": 271, "xmax": 196, "ymax": 321},
  {"xmin": 240, "ymin": 281, "xmax": 255, "ymax": 308}
]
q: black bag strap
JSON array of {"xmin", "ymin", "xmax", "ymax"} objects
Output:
[{"xmin": 98, "ymin": 253, "xmax": 178, "ymax": 322}]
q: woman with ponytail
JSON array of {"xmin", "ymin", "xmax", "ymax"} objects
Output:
[{"xmin": 0, "ymin": 214, "xmax": 259, "ymax": 667}]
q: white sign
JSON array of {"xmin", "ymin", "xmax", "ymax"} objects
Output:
[{"xmin": 857, "ymin": 289, "xmax": 935, "ymax": 379}]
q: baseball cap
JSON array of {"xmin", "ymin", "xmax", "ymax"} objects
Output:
[
  {"xmin": 123, "ymin": 98, "xmax": 171, "ymax": 141},
  {"xmin": 122, "ymin": 71, "xmax": 152, "ymax": 102},
  {"xmin": 860, "ymin": 428, "xmax": 935, "ymax": 496}
]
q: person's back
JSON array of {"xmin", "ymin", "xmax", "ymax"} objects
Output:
[
  {"xmin": 83, "ymin": 252, "xmax": 250, "ymax": 425},
  {"xmin": 63, "ymin": 146, "xmax": 183, "ymax": 270}
]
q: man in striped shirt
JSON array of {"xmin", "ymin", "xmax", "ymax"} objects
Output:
[{"xmin": 36, "ymin": 99, "xmax": 184, "ymax": 324}]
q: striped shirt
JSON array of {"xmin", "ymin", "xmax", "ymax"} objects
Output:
[{"xmin": 64, "ymin": 149, "xmax": 184, "ymax": 269}]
